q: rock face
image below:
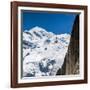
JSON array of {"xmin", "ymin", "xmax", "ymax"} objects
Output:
[{"xmin": 56, "ymin": 15, "xmax": 79, "ymax": 75}]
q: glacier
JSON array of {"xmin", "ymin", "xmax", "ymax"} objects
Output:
[{"xmin": 23, "ymin": 26, "xmax": 71, "ymax": 77}]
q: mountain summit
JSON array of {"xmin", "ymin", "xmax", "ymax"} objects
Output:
[
  {"xmin": 23, "ymin": 26, "xmax": 71, "ymax": 77},
  {"xmin": 28, "ymin": 26, "xmax": 47, "ymax": 32}
]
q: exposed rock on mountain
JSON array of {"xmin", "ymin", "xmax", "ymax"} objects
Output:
[{"xmin": 56, "ymin": 15, "xmax": 79, "ymax": 75}]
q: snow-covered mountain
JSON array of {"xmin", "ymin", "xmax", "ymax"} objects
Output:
[{"xmin": 23, "ymin": 26, "xmax": 71, "ymax": 77}]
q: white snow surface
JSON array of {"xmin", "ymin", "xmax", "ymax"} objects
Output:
[{"xmin": 23, "ymin": 26, "xmax": 71, "ymax": 77}]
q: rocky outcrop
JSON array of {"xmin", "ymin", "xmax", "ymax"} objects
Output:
[{"xmin": 56, "ymin": 15, "xmax": 79, "ymax": 75}]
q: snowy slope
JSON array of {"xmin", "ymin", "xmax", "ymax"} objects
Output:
[{"xmin": 23, "ymin": 26, "xmax": 71, "ymax": 77}]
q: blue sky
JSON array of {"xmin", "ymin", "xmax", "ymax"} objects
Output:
[{"xmin": 21, "ymin": 11, "xmax": 78, "ymax": 34}]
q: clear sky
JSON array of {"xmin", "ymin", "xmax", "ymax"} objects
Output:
[{"xmin": 21, "ymin": 11, "xmax": 78, "ymax": 34}]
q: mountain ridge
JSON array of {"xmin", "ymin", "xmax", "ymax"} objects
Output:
[{"xmin": 23, "ymin": 26, "xmax": 71, "ymax": 77}]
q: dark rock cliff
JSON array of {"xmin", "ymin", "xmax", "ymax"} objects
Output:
[{"xmin": 56, "ymin": 15, "xmax": 79, "ymax": 75}]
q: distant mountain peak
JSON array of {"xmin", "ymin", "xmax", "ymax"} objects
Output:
[{"xmin": 28, "ymin": 26, "xmax": 47, "ymax": 33}]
